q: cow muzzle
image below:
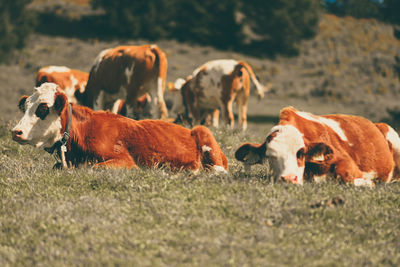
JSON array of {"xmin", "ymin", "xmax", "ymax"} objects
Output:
[
  {"xmin": 11, "ymin": 129, "xmax": 28, "ymax": 144},
  {"xmin": 281, "ymin": 174, "xmax": 301, "ymax": 184}
]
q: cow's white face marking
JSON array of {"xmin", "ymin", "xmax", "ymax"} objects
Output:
[
  {"xmin": 266, "ymin": 125, "xmax": 305, "ymax": 184},
  {"xmin": 296, "ymin": 111, "xmax": 348, "ymax": 142},
  {"xmin": 12, "ymin": 83, "xmax": 63, "ymax": 149},
  {"xmin": 42, "ymin": 66, "xmax": 71, "ymax": 73},
  {"xmin": 125, "ymin": 63, "xmax": 135, "ymax": 85},
  {"xmin": 168, "ymin": 89, "xmax": 185, "ymax": 116}
]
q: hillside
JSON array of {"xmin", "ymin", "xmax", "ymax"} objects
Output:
[
  {"xmin": 1, "ymin": 13, "xmax": 400, "ymax": 129},
  {"xmin": 2, "ymin": 6, "xmax": 400, "ymax": 266}
]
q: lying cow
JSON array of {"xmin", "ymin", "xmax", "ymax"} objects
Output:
[
  {"xmin": 76, "ymin": 44, "xmax": 169, "ymax": 120},
  {"xmin": 235, "ymin": 106, "xmax": 400, "ymax": 186},
  {"xmin": 11, "ymin": 83, "xmax": 228, "ymax": 172},
  {"xmin": 36, "ymin": 66, "xmax": 89, "ymax": 104},
  {"xmin": 168, "ymin": 59, "xmax": 269, "ymax": 131}
]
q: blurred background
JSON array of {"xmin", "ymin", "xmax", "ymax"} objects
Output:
[{"xmin": 1, "ymin": 0, "xmax": 400, "ymax": 132}]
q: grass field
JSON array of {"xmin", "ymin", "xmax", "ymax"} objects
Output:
[{"xmin": 1, "ymin": 121, "xmax": 400, "ymax": 266}]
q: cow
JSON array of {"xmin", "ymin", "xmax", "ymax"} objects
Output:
[
  {"xmin": 235, "ymin": 106, "xmax": 400, "ymax": 186},
  {"xmin": 167, "ymin": 59, "xmax": 269, "ymax": 131},
  {"xmin": 76, "ymin": 44, "xmax": 168, "ymax": 120},
  {"xmin": 36, "ymin": 66, "xmax": 89, "ymax": 104},
  {"xmin": 11, "ymin": 83, "xmax": 228, "ymax": 172},
  {"xmin": 36, "ymin": 66, "xmax": 149, "ymax": 116}
]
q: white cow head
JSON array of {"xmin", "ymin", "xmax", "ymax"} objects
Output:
[
  {"xmin": 11, "ymin": 83, "xmax": 68, "ymax": 149},
  {"xmin": 166, "ymin": 77, "xmax": 190, "ymax": 122},
  {"xmin": 235, "ymin": 124, "xmax": 335, "ymax": 184}
]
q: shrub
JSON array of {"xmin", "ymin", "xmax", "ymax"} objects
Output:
[
  {"xmin": 241, "ymin": 0, "xmax": 321, "ymax": 55},
  {"xmin": 0, "ymin": 0, "xmax": 36, "ymax": 62},
  {"xmin": 92, "ymin": 0, "xmax": 321, "ymax": 55},
  {"xmin": 91, "ymin": 0, "xmax": 172, "ymax": 40}
]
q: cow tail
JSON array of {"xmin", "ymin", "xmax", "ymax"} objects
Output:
[
  {"xmin": 150, "ymin": 45, "xmax": 168, "ymax": 89},
  {"xmin": 386, "ymin": 125, "xmax": 400, "ymax": 180},
  {"xmin": 375, "ymin": 123, "xmax": 400, "ymax": 181},
  {"xmin": 237, "ymin": 61, "xmax": 266, "ymax": 99}
]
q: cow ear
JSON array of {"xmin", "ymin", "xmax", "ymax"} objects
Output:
[
  {"xmin": 306, "ymin": 142, "xmax": 334, "ymax": 163},
  {"xmin": 54, "ymin": 92, "xmax": 68, "ymax": 115},
  {"xmin": 18, "ymin": 96, "xmax": 28, "ymax": 112},
  {"xmin": 235, "ymin": 142, "xmax": 266, "ymax": 165}
]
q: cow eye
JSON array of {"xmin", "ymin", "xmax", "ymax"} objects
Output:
[
  {"xmin": 18, "ymin": 97, "xmax": 28, "ymax": 113},
  {"xmin": 296, "ymin": 148, "xmax": 305, "ymax": 159},
  {"xmin": 19, "ymin": 102, "xmax": 26, "ymax": 113},
  {"xmin": 35, "ymin": 103, "xmax": 50, "ymax": 120}
]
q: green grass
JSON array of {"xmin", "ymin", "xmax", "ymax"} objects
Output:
[{"xmin": 1, "ymin": 123, "xmax": 400, "ymax": 266}]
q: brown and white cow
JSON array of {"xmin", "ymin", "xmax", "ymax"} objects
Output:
[
  {"xmin": 168, "ymin": 59, "xmax": 269, "ymax": 131},
  {"xmin": 12, "ymin": 83, "xmax": 228, "ymax": 172},
  {"xmin": 36, "ymin": 66, "xmax": 89, "ymax": 104},
  {"xmin": 235, "ymin": 106, "xmax": 400, "ymax": 186},
  {"xmin": 76, "ymin": 44, "xmax": 168, "ymax": 120}
]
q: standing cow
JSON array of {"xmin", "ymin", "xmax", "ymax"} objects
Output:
[
  {"xmin": 12, "ymin": 83, "xmax": 228, "ymax": 172},
  {"xmin": 235, "ymin": 106, "xmax": 400, "ymax": 186},
  {"xmin": 76, "ymin": 44, "xmax": 168, "ymax": 120},
  {"xmin": 168, "ymin": 59, "xmax": 269, "ymax": 131},
  {"xmin": 36, "ymin": 66, "xmax": 88, "ymax": 104}
]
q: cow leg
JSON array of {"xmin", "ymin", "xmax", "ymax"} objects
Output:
[
  {"xmin": 236, "ymin": 91, "xmax": 249, "ymax": 131},
  {"xmin": 190, "ymin": 126, "xmax": 228, "ymax": 172},
  {"xmin": 189, "ymin": 104, "xmax": 203, "ymax": 126},
  {"xmin": 95, "ymin": 158, "xmax": 137, "ymax": 169},
  {"xmin": 125, "ymin": 83, "xmax": 142, "ymax": 119},
  {"xmin": 334, "ymin": 158, "xmax": 374, "ymax": 186},
  {"xmin": 93, "ymin": 90, "xmax": 105, "ymax": 111},
  {"xmin": 154, "ymin": 77, "xmax": 168, "ymax": 120},
  {"xmin": 212, "ymin": 109, "xmax": 220, "ymax": 128},
  {"xmin": 222, "ymin": 98, "xmax": 235, "ymax": 128}
]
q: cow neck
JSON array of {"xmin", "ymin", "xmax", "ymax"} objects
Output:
[{"xmin": 44, "ymin": 103, "xmax": 72, "ymax": 155}]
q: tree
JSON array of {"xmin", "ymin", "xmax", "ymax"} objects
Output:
[
  {"xmin": 382, "ymin": 0, "xmax": 400, "ymax": 25},
  {"xmin": 91, "ymin": 0, "xmax": 173, "ymax": 39},
  {"xmin": 324, "ymin": 0, "xmax": 382, "ymax": 19},
  {"xmin": 171, "ymin": 0, "xmax": 242, "ymax": 49},
  {"xmin": 0, "ymin": 0, "xmax": 36, "ymax": 62},
  {"xmin": 241, "ymin": 0, "xmax": 321, "ymax": 55}
]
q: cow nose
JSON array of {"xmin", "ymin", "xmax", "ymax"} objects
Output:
[
  {"xmin": 281, "ymin": 174, "xmax": 298, "ymax": 184},
  {"xmin": 11, "ymin": 129, "xmax": 24, "ymax": 141}
]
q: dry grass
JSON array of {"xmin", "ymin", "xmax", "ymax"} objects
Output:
[{"xmin": 1, "ymin": 123, "xmax": 400, "ymax": 266}]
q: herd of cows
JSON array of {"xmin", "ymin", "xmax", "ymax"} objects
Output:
[{"xmin": 9, "ymin": 44, "xmax": 400, "ymax": 187}]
